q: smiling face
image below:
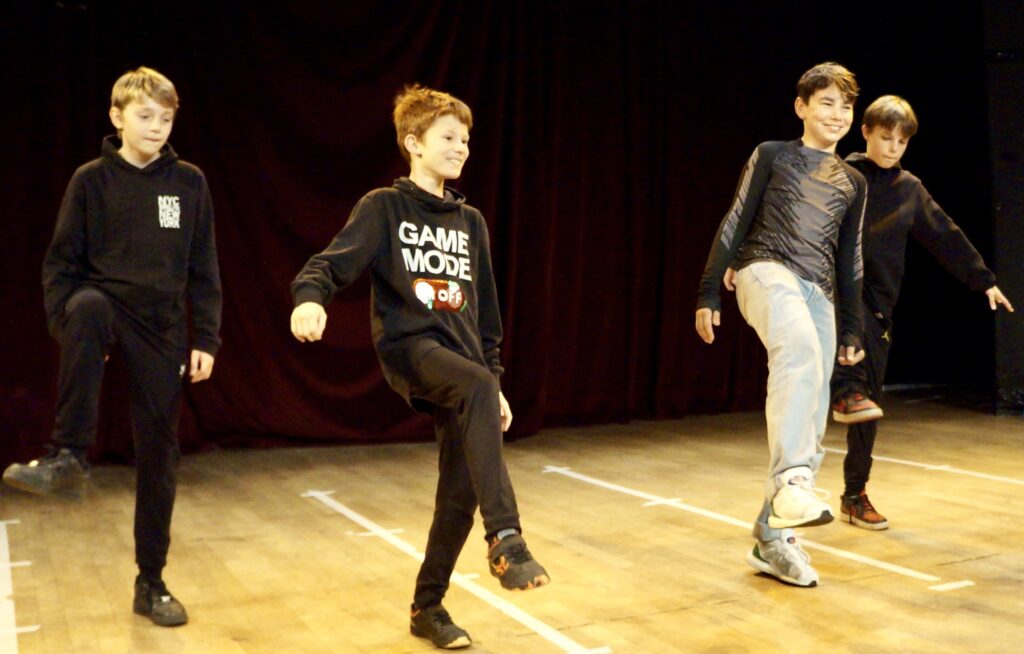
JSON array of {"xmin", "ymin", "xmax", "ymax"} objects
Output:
[
  {"xmin": 405, "ymin": 113, "xmax": 470, "ymax": 195},
  {"xmin": 795, "ymin": 83, "xmax": 854, "ymax": 153},
  {"xmin": 863, "ymin": 124, "xmax": 910, "ymax": 169},
  {"xmin": 109, "ymin": 94, "xmax": 174, "ymax": 168}
]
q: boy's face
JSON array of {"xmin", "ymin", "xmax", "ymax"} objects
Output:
[
  {"xmin": 795, "ymin": 83, "xmax": 853, "ymax": 152},
  {"xmin": 109, "ymin": 94, "xmax": 174, "ymax": 167},
  {"xmin": 862, "ymin": 124, "xmax": 909, "ymax": 169},
  {"xmin": 405, "ymin": 113, "xmax": 470, "ymax": 182}
]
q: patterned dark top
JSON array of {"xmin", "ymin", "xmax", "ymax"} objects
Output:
[{"xmin": 697, "ymin": 140, "xmax": 867, "ymax": 347}]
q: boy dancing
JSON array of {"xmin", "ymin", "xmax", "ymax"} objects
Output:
[
  {"xmin": 4, "ymin": 66, "xmax": 221, "ymax": 626},
  {"xmin": 831, "ymin": 95, "xmax": 1013, "ymax": 529},
  {"xmin": 695, "ymin": 63, "xmax": 870, "ymax": 587},
  {"xmin": 290, "ymin": 84, "xmax": 548, "ymax": 649}
]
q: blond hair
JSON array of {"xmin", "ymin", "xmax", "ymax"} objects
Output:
[
  {"xmin": 111, "ymin": 66, "xmax": 179, "ymax": 113},
  {"xmin": 393, "ymin": 84, "xmax": 472, "ymax": 163}
]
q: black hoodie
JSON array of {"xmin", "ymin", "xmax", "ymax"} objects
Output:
[
  {"xmin": 42, "ymin": 136, "xmax": 222, "ymax": 354},
  {"xmin": 291, "ymin": 178, "xmax": 503, "ymax": 406},
  {"xmin": 845, "ymin": 152, "xmax": 995, "ymax": 316}
]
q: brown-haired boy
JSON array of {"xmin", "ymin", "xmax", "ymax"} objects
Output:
[
  {"xmin": 831, "ymin": 95, "xmax": 1013, "ymax": 529},
  {"xmin": 290, "ymin": 84, "xmax": 548, "ymax": 649},
  {"xmin": 696, "ymin": 62, "xmax": 869, "ymax": 587},
  {"xmin": 3, "ymin": 66, "xmax": 222, "ymax": 626}
]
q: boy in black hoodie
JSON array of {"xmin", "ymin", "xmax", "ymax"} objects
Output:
[
  {"xmin": 830, "ymin": 95, "xmax": 1013, "ymax": 529},
  {"xmin": 290, "ymin": 84, "xmax": 548, "ymax": 649},
  {"xmin": 3, "ymin": 67, "xmax": 222, "ymax": 626}
]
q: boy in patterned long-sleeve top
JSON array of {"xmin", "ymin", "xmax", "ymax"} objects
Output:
[{"xmin": 695, "ymin": 62, "xmax": 871, "ymax": 588}]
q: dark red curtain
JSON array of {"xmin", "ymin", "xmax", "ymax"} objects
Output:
[{"xmin": 0, "ymin": 2, "xmax": 999, "ymax": 467}]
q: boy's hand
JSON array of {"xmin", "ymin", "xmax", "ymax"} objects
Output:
[
  {"xmin": 837, "ymin": 345, "xmax": 865, "ymax": 366},
  {"xmin": 499, "ymin": 391, "xmax": 513, "ymax": 432},
  {"xmin": 986, "ymin": 286, "xmax": 1014, "ymax": 312},
  {"xmin": 190, "ymin": 349, "xmax": 215, "ymax": 383},
  {"xmin": 723, "ymin": 267, "xmax": 737, "ymax": 291},
  {"xmin": 291, "ymin": 302, "xmax": 327, "ymax": 342},
  {"xmin": 695, "ymin": 307, "xmax": 720, "ymax": 344}
]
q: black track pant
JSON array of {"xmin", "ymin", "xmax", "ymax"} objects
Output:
[
  {"xmin": 831, "ymin": 299, "xmax": 893, "ymax": 495},
  {"xmin": 52, "ymin": 286, "xmax": 185, "ymax": 573},
  {"xmin": 410, "ymin": 347, "xmax": 520, "ymax": 610}
]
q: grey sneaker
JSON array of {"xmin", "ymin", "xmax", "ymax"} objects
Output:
[
  {"xmin": 768, "ymin": 469, "xmax": 833, "ymax": 529},
  {"xmin": 3, "ymin": 448, "xmax": 90, "ymax": 497},
  {"xmin": 410, "ymin": 603, "xmax": 471, "ymax": 649},
  {"xmin": 746, "ymin": 529, "xmax": 819, "ymax": 587}
]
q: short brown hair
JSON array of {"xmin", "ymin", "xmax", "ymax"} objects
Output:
[
  {"xmin": 393, "ymin": 84, "xmax": 473, "ymax": 163},
  {"xmin": 862, "ymin": 95, "xmax": 919, "ymax": 138},
  {"xmin": 111, "ymin": 66, "xmax": 179, "ymax": 113},
  {"xmin": 796, "ymin": 62, "xmax": 859, "ymax": 105}
]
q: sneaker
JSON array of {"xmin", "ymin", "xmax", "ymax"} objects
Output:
[
  {"xmin": 768, "ymin": 469, "xmax": 833, "ymax": 529},
  {"xmin": 487, "ymin": 533, "xmax": 550, "ymax": 591},
  {"xmin": 841, "ymin": 490, "xmax": 889, "ymax": 530},
  {"xmin": 133, "ymin": 576, "xmax": 188, "ymax": 627},
  {"xmin": 2, "ymin": 448, "xmax": 90, "ymax": 497},
  {"xmin": 746, "ymin": 529, "xmax": 819, "ymax": 587},
  {"xmin": 410, "ymin": 603, "xmax": 471, "ymax": 649},
  {"xmin": 832, "ymin": 393, "xmax": 883, "ymax": 424}
]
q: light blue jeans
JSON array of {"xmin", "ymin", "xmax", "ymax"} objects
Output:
[{"xmin": 735, "ymin": 261, "xmax": 836, "ymax": 541}]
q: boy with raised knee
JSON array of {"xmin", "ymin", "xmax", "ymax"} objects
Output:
[
  {"xmin": 290, "ymin": 84, "xmax": 548, "ymax": 649},
  {"xmin": 831, "ymin": 95, "xmax": 1013, "ymax": 530},
  {"xmin": 695, "ymin": 62, "xmax": 869, "ymax": 587},
  {"xmin": 3, "ymin": 66, "xmax": 222, "ymax": 625}
]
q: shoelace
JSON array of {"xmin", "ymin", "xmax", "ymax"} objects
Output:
[
  {"xmin": 429, "ymin": 608, "xmax": 454, "ymax": 627},
  {"xmin": 790, "ymin": 477, "xmax": 831, "ymax": 502},
  {"xmin": 499, "ymin": 542, "xmax": 533, "ymax": 564},
  {"xmin": 859, "ymin": 494, "xmax": 878, "ymax": 513}
]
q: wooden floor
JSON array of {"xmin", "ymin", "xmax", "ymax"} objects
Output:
[{"xmin": 3, "ymin": 392, "xmax": 1023, "ymax": 653}]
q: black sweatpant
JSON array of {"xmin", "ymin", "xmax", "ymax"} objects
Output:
[
  {"xmin": 53, "ymin": 286, "xmax": 185, "ymax": 573},
  {"xmin": 409, "ymin": 347, "xmax": 520, "ymax": 610},
  {"xmin": 831, "ymin": 298, "xmax": 893, "ymax": 495}
]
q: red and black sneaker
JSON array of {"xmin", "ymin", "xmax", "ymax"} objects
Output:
[
  {"xmin": 841, "ymin": 490, "xmax": 889, "ymax": 530},
  {"xmin": 832, "ymin": 393, "xmax": 883, "ymax": 424}
]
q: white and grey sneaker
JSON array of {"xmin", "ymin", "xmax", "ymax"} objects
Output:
[
  {"xmin": 768, "ymin": 467, "xmax": 833, "ymax": 529},
  {"xmin": 746, "ymin": 529, "xmax": 819, "ymax": 587}
]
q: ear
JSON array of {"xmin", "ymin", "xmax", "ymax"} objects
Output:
[
  {"xmin": 109, "ymin": 106, "xmax": 123, "ymax": 129},
  {"xmin": 403, "ymin": 133, "xmax": 422, "ymax": 158},
  {"xmin": 794, "ymin": 96, "xmax": 807, "ymax": 119},
  {"xmin": 861, "ymin": 124, "xmax": 871, "ymax": 140}
]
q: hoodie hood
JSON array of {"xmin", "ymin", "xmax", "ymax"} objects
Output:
[
  {"xmin": 393, "ymin": 177, "xmax": 466, "ymax": 213},
  {"xmin": 846, "ymin": 151, "xmax": 902, "ymax": 174},
  {"xmin": 101, "ymin": 134, "xmax": 179, "ymax": 174}
]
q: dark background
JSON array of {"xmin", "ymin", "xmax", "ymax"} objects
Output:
[{"xmin": 1, "ymin": 1, "xmax": 1019, "ymax": 467}]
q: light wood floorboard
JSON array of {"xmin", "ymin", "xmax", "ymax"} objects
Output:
[{"xmin": 3, "ymin": 393, "xmax": 1023, "ymax": 653}]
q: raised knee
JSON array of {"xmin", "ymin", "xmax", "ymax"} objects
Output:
[
  {"xmin": 64, "ymin": 287, "xmax": 113, "ymax": 324},
  {"xmin": 462, "ymin": 365, "xmax": 499, "ymax": 399}
]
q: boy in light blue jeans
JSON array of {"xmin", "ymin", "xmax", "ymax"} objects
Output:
[{"xmin": 695, "ymin": 62, "xmax": 871, "ymax": 587}]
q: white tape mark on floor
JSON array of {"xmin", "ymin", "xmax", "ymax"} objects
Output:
[
  {"xmin": 929, "ymin": 580, "xmax": 976, "ymax": 592},
  {"xmin": 302, "ymin": 490, "xmax": 612, "ymax": 654},
  {"xmin": 823, "ymin": 447, "xmax": 1024, "ymax": 486},
  {"xmin": 2, "ymin": 519, "xmax": 40, "ymax": 654},
  {"xmin": 543, "ymin": 466, "xmax": 969, "ymax": 589}
]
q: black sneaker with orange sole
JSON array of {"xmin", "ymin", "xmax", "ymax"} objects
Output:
[
  {"xmin": 410, "ymin": 603, "xmax": 471, "ymax": 649},
  {"xmin": 487, "ymin": 533, "xmax": 550, "ymax": 591}
]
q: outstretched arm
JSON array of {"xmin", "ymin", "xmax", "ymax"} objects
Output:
[{"xmin": 986, "ymin": 286, "xmax": 1014, "ymax": 312}]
